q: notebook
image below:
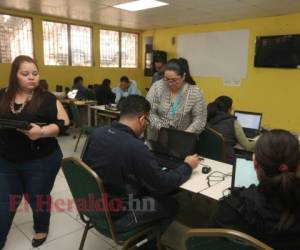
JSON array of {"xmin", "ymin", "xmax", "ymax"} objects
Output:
[
  {"xmin": 231, "ymin": 158, "xmax": 259, "ymax": 188},
  {"xmin": 234, "ymin": 111, "xmax": 262, "ymax": 139},
  {"xmin": 151, "ymin": 127, "xmax": 198, "ymax": 169}
]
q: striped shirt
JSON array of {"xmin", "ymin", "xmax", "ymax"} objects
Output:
[{"xmin": 146, "ymin": 79, "xmax": 207, "ymax": 140}]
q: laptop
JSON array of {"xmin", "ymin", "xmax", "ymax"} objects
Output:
[
  {"xmin": 231, "ymin": 158, "xmax": 259, "ymax": 189},
  {"xmin": 151, "ymin": 127, "xmax": 198, "ymax": 169},
  {"xmin": 67, "ymin": 89, "xmax": 78, "ymax": 99},
  {"xmin": 234, "ymin": 110, "xmax": 262, "ymax": 139}
]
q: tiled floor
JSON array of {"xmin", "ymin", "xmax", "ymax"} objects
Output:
[
  {"xmin": 3, "ymin": 132, "xmax": 192, "ymax": 250},
  {"xmin": 3, "ymin": 134, "xmax": 119, "ymax": 250}
]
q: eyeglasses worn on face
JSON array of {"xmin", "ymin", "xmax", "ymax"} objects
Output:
[{"xmin": 163, "ymin": 77, "xmax": 182, "ymax": 85}]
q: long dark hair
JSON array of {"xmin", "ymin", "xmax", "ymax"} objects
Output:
[
  {"xmin": 165, "ymin": 58, "xmax": 197, "ymax": 85},
  {"xmin": 207, "ymin": 96, "xmax": 233, "ymax": 121},
  {"xmin": 178, "ymin": 58, "xmax": 196, "ymax": 85},
  {"xmin": 0, "ymin": 55, "xmax": 44, "ymax": 116},
  {"xmin": 255, "ymin": 129, "xmax": 300, "ymax": 230}
]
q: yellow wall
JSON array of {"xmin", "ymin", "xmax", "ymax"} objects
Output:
[
  {"xmin": 143, "ymin": 13, "xmax": 300, "ymax": 132},
  {"xmin": 0, "ymin": 8, "xmax": 148, "ymax": 95}
]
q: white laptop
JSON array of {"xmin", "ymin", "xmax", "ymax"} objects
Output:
[{"xmin": 234, "ymin": 110, "xmax": 262, "ymax": 139}]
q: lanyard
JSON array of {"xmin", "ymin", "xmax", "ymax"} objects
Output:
[{"xmin": 170, "ymin": 83, "xmax": 185, "ymax": 118}]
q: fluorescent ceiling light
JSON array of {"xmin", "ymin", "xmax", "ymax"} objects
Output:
[{"xmin": 114, "ymin": 0, "xmax": 168, "ymax": 11}]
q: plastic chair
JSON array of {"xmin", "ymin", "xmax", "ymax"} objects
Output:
[
  {"xmin": 196, "ymin": 127, "xmax": 226, "ymax": 162},
  {"xmin": 185, "ymin": 228, "xmax": 273, "ymax": 250},
  {"xmin": 61, "ymin": 157, "xmax": 162, "ymax": 250}
]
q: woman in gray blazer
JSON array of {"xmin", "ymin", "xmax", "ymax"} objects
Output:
[{"xmin": 146, "ymin": 58, "xmax": 207, "ymax": 141}]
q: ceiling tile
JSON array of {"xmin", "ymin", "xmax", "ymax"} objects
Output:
[{"xmin": 1, "ymin": 0, "xmax": 300, "ymax": 30}]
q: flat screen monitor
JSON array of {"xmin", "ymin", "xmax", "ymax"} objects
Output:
[{"xmin": 255, "ymin": 34, "xmax": 300, "ymax": 68}]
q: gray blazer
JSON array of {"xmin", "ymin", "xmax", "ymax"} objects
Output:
[{"xmin": 146, "ymin": 79, "xmax": 207, "ymax": 141}]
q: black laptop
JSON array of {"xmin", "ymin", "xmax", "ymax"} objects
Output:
[
  {"xmin": 151, "ymin": 127, "xmax": 198, "ymax": 169},
  {"xmin": 0, "ymin": 119, "xmax": 47, "ymax": 130},
  {"xmin": 234, "ymin": 111, "xmax": 262, "ymax": 139}
]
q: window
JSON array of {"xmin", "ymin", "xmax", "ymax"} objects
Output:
[
  {"xmin": 43, "ymin": 21, "xmax": 68, "ymax": 65},
  {"xmin": 0, "ymin": 14, "xmax": 33, "ymax": 63},
  {"xmin": 100, "ymin": 30, "xmax": 119, "ymax": 68},
  {"xmin": 100, "ymin": 29, "xmax": 138, "ymax": 68},
  {"xmin": 121, "ymin": 32, "xmax": 138, "ymax": 68},
  {"xmin": 43, "ymin": 21, "xmax": 92, "ymax": 66},
  {"xmin": 70, "ymin": 25, "xmax": 92, "ymax": 66}
]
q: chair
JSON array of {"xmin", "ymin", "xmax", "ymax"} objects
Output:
[
  {"xmin": 56, "ymin": 84, "xmax": 63, "ymax": 92},
  {"xmin": 196, "ymin": 127, "xmax": 225, "ymax": 162},
  {"xmin": 68, "ymin": 102, "xmax": 96, "ymax": 152},
  {"xmin": 61, "ymin": 157, "xmax": 162, "ymax": 250},
  {"xmin": 185, "ymin": 228, "xmax": 273, "ymax": 250}
]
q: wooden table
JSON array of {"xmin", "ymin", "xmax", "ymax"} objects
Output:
[{"xmin": 89, "ymin": 105, "xmax": 120, "ymax": 126}]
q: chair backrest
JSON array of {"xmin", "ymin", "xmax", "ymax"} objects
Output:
[
  {"xmin": 56, "ymin": 84, "xmax": 63, "ymax": 92},
  {"xmin": 61, "ymin": 157, "xmax": 118, "ymax": 241},
  {"xmin": 196, "ymin": 127, "xmax": 225, "ymax": 162},
  {"xmin": 84, "ymin": 89, "xmax": 96, "ymax": 100},
  {"xmin": 185, "ymin": 228, "xmax": 273, "ymax": 250},
  {"xmin": 68, "ymin": 102, "xmax": 82, "ymax": 128}
]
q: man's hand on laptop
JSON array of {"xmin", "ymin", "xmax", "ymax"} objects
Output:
[{"xmin": 184, "ymin": 154, "xmax": 201, "ymax": 169}]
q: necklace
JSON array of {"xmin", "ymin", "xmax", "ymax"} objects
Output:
[
  {"xmin": 170, "ymin": 83, "xmax": 186, "ymax": 118},
  {"xmin": 10, "ymin": 92, "xmax": 33, "ymax": 114}
]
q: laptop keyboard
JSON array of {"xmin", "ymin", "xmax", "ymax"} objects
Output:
[
  {"xmin": 156, "ymin": 157, "xmax": 183, "ymax": 170},
  {"xmin": 244, "ymin": 129, "xmax": 259, "ymax": 139}
]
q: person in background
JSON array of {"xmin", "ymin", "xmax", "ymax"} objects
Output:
[
  {"xmin": 83, "ymin": 95, "xmax": 200, "ymax": 249},
  {"xmin": 151, "ymin": 56, "xmax": 167, "ymax": 85},
  {"xmin": 0, "ymin": 55, "xmax": 69, "ymax": 249},
  {"xmin": 72, "ymin": 76, "xmax": 88, "ymax": 99},
  {"xmin": 95, "ymin": 78, "xmax": 116, "ymax": 105},
  {"xmin": 38, "ymin": 79, "xmax": 49, "ymax": 92},
  {"xmin": 112, "ymin": 76, "xmax": 141, "ymax": 103},
  {"xmin": 146, "ymin": 58, "xmax": 207, "ymax": 141},
  {"xmin": 209, "ymin": 129, "xmax": 300, "ymax": 250},
  {"xmin": 207, "ymin": 96, "xmax": 256, "ymax": 164}
]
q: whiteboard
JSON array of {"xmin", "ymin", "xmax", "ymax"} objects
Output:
[{"xmin": 177, "ymin": 29, "xmax": 250, "ymax": 82}]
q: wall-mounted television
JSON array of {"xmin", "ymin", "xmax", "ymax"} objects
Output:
[{"xmin": 254, "ymin": 34, "xmax": 300, "ymax": 68}]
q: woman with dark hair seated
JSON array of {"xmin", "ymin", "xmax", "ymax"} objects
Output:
[
  {"xmin": 207, "ymin": 95, "xmax": 256, "ymax": 164},
  {"xmin": 95, "ymin": 78, "xmax": 116, "ymax": 105},
  {"xmin": 210, "ymin": 129, "xmax": 300, "ymax": 250}
]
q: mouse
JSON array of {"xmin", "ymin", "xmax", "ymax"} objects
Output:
[{"xmin": 202, "ymin": 166, "xmax": 211, "ymax": 174}]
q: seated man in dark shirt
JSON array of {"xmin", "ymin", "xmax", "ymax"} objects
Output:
[{"xmin": 83, "ymin": 95, "xmax": 199, "ymax": 243}]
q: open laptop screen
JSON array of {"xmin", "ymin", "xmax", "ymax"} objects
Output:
[
  {"xmin": 231, "ymin": 158, "xmax": 259, "ymax": 188},
  {"xmin": 234, "ymin": 111, "xmax": 262, "ymax": 130},
  {"xmin": 153, "ymin": 128, "xmax": 198, "ymax": 160}
]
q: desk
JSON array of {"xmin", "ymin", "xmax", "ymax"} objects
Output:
[
  {"xmin": 89, "ymin": 105, "xmax": 120, "ymax": 126},
  {"xmin": 59, "ymin": 99, "xmax": 96, "ymax": 126},
  {"xmin": 180, "ymin": 158, "xmax": 232, "ymax": 200}
]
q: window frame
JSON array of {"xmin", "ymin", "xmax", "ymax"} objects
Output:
[
  {"xmin": 99, "ymin": 28, "xmax": 139, "ymax": 69},
  {"xmin": 42, "ymin": 19, "xmax": 93, "ymax": 67},
  {"xmin": 0, "ymin": 13, "xmax": 34, "ymax": 63}
]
